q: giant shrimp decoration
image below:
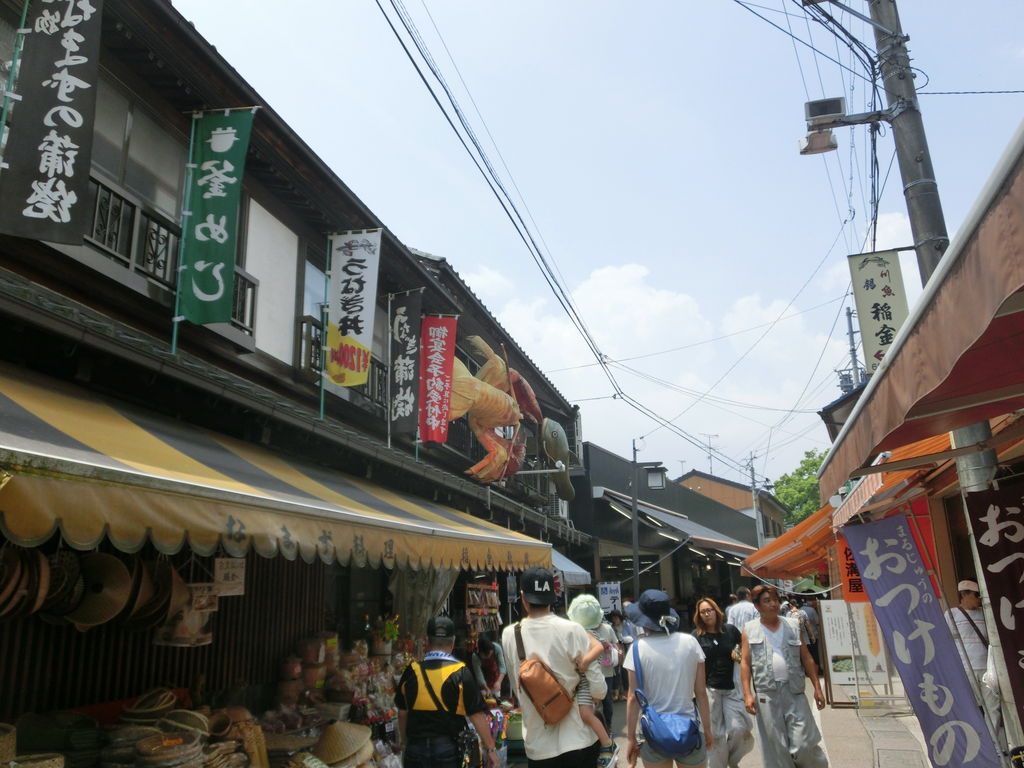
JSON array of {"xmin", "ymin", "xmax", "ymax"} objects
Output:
[{"xmin": 449, "ymin": 336, "xmax": 574, "ymax": 500}]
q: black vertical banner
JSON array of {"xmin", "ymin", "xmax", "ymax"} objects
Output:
[
  {"xmin": 964, "ymin": 483, "xmax": 1024, "ymax": 726},
  {"xmin": 0, "ymin": 0, "xmax": 105, "ymax": 243},
  {"xmin": 389, "ymin": 290, "xmax": 422, "ymax": 436}
]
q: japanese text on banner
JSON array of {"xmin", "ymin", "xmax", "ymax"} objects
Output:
[
  {"xmin": 325, "ymin": 230, "xmax": 382, "ymax": 388},
  {"xmin": 389, "ymin": 290, "xmax": 422, "ymax": 435},
  {"xmin": 843, "ymin": 516, "xmax": 1001, "ymax": 768},
  {"xmin": 418, "ymin": 316, "xmax": 456, "ymax": 443},
  {"xmin": 847, "ymin": 250, "xmax": 910, "ymax": 372},
  {"xmin": 964, "ymin": 484, "xmax": 1024, "ymax": 726},
  {"xmin": 178, "ymin": 110, "xmax": 254, "ymax": 325},
  {"xmin": 0, "ymin": 0, "xmax": 105, "ymax": 243}
]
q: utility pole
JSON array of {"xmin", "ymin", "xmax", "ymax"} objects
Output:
[
  {"xmin": 630, "ymin": 439, "xmax": 640, "ymax": 600},
  {"xmin": 750, "ymin": 454, "xmax": 766, "ymax": 549},
  {"xmin": 700, "ymin": 433, "xmax": 718, "ymax": 474},
  {"xmin": 846, "ymin": 307, "xmax": 862, "ymax": 387},
  {"xmin": 867, "ymin": 0, "xmax": 1016, "ymax": 756}
]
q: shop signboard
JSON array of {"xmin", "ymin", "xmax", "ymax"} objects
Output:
[
  {"xmin": 964, "ymin": 483, "xmax": 1024, "ymax": 727},
  {"xmin": 820, "ymin": 599, "xmax": 888, "ymax": 685},
  {"xmin": 598, "ymin": 581, "xmax": 621, "ymax": 613},
  {"xmin": 847, "ymin": 249, "xmax": 910, "ymax": 373},
  {"xmin": 214, "ymin": 556, "xmax": 246, "ymax": 596},
  {"xmin": 844, "ymin": 515, "xmax": 1000, "ymax": 768}
]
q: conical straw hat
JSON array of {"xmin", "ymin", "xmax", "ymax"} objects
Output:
[{"xmin": 313, "ymin": 722, "xmax": 371, "ymax": 765}]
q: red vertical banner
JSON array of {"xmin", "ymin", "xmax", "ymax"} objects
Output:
[
  {"xmin": 837, "ymin": 535, "xmax": 869, "ymax": 603},
  {"xmin": 418, "ymin": 316, "xmax": 457, "ymax": 443}
]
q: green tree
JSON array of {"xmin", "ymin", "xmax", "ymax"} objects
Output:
[{"xmin": 774, "ymin": 449, "xmax": 826, "ymax": 526}]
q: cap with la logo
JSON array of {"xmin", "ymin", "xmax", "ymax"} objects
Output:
[{"xmin": 520, "ymin": 565, "xmax": 556, "ymax": 605}]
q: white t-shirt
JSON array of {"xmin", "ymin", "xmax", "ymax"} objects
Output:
[
  {"xmin": 623, "ymin": 631, "xmax": 705, "ymax": 718},
  {"xmin": 502, "ymin": 613, "xmax": 607, "ymax": 761},
  {"xmin": 726, "ymin": 600, "xmax": 759, "ymax": 629},
  {"xmin": 945, "ymin": 606, "xmax": 987, "ymax": 671},
  {"xmin": 763, "ymin": 622, "xmax": 789, "ymax": 681}
]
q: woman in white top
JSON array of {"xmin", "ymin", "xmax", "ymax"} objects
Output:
[{"xmin": 624, "ymin": 590, "xmax": 713, "ymax": 768}]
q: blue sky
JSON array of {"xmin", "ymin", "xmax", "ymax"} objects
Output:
[{"xmin": 172, "ymin": 0, "xmax": 1024, "ymax": 489}]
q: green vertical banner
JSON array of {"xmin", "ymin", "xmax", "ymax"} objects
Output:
[{"xmin": 177, "ymin": 110, "xmax": 255, "ymax": 325}]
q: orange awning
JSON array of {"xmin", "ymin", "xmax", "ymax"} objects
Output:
[
  {"xmin": 831, "ymin": 433, "xmax": 950, "ymax": 527},
  {"xmin": 819, "ymin": 122, "xmax": 1024, "ymax": 498},
  {"xmin": 744, "ymin": 503, "xmax": 834, "ymax": 579}
]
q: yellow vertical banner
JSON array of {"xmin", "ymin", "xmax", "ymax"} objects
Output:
[{"xmin": 325, "ymin": 230, "xmax": 382, "ymax": 387}]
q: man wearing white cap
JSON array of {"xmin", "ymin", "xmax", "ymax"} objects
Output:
[{"xmin": 944, "ymin": 579, "xmax": 1005, "ymax": 749}]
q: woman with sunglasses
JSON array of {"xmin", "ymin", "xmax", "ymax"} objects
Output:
[{"xmin": 693, "ymin": 597, "xmax": 754, "ymax": 768}]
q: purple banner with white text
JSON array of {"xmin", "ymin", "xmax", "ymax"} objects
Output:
[{"xmin": 843, "ymin": 515, "xmax": 1000, "ymax": 768}]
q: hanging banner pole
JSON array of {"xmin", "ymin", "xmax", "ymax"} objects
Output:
[
  {"xmin": 0, "ymin": 0, "xmax": 30, "ymax": 163},
  {"xmin": 319, "ymin": 232, "xmax": 332, "ymax": 421},
  {"xmin": 170, "ymin": 113, "xmax": 200, "ymax": 355}
]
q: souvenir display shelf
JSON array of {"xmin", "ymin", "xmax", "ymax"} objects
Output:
[{"xmin": 465, "ymin": 582, "xmax": 501, "ymax": 634}]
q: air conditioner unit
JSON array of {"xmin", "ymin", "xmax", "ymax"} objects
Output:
[
  {"xmin": 805, "ymin": 97, "xmax": 846, "ymax": 127},
  {"xmin": 544, "ymin": 496, "xmax": 568, "ymax": 519}
]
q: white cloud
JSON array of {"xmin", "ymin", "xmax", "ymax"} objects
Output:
[{"xmin": 460, "ymin": 265, "xmax": 515, "ymax": 300}]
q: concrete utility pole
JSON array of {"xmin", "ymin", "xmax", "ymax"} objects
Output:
[
  {"xmin": 846, "ymin": 307, "xmax": 862, "ymax": 387},
  {"xmin": 867, "ymin": 0, "xmax": 1017, "ymax": 757},
  {"xmin": 750, "ymin": 455, "xmax": 766, "ymax": 549}
]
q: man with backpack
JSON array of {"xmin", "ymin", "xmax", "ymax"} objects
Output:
[
  {"xmin": 397, "ymin": 615, "xmax": 500, "ymax": 768},
  {"xmin": 502, "ymin": 566, "xmax": 608, "ymax": 768}
]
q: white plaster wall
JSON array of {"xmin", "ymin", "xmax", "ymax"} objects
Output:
[{"xmin": 245, "ymin": 199, "xmax": 298, "ymax": 364}]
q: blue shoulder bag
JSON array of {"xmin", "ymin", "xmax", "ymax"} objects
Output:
[{"xmin": 632, "ymin": 640, "xmax": 702, "ymax": 758}]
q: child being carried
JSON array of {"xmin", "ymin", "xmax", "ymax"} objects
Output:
[{"xmin": 567, "ymin": 594, "xmax": 620, "ymax": 768}]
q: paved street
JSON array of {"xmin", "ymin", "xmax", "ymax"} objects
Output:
[{"xmin": 510, "ymin": 696, "xmax": 929, "ymax": 768}]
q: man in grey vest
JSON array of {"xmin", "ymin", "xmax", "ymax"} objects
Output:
[{"xmin": 740, "ymin": 585, "xmax": 827, "ymax": 768}]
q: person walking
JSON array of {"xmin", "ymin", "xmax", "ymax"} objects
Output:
[
  {"xmin": 397, "ymin": 615, "xmax": 499, "ymax": 768},
  {"xmin": 725, "ymin": 587, "xmax": 758, "ymax": 629},
  {"xmin": 624, "ymin": 589, "xmax": 713, "ymax": 768},
  {"xmin": 739, "ymin": 585, "xmax": 827, "ymax": 768},
  {"xmin": 608, "ymin": 610, "xmax": 632, "ymax": 702},
  {"xmin": 501, "ymin": 566, "xmax": 610, "ymax": 768},
  {"xmin": 795, "ymin": 599, "xmax": 820, "ymax": 674},
  {"xmin": 944, "ymin": 579, "xmax": 1005, "ymax": 750},
  {"xmin": 693, "ymin": 597, "xmax": 754, "ymax": 768}
]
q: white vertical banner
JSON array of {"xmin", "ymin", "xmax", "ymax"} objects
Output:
[
  {"xmin": 847, "ymin": 250, "xmax": 910, "ymax": 374},
  {"xmin": 598, "ymin": 581, "xmax": 621, "ymax": 612},
  {"xmin": 325, "ymin": 229, "xmax": 382, "ymax": 388}
]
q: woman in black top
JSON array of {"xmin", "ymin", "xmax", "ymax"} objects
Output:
[{"xmin": 694, "ymin": 597, "xmax": 754, "ymax": 768}]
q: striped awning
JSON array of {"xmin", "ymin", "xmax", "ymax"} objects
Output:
[{"xmin": 0, "ymin": 365, "xmax": 549, "ymax": 570}]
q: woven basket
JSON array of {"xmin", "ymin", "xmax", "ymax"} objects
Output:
[{"xmin": 0, "ymin": 723, "xmax": 15, "ymax": 762}]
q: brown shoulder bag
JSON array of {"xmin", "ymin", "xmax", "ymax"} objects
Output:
[{"xmin": 513, "ymin": 622, "xmax": 574, "ymax": 725}]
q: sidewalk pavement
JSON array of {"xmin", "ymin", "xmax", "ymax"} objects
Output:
[
  {"xmin": 603, "ymin": 695, "xmax": 929, "ymax": 768},
  {"xmin": 507, "ymin": 693, "xmax": 930, "ymax": 767}
]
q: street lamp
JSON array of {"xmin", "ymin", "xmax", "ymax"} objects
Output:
[{"xmin": 630, "ymin": 439, "xmax": 669, "ymax": 597}]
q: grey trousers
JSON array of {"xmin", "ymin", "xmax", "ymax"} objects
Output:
[
  {"xmin": 706, "ymin": 687, "xmax": 755, "ymax": 768},
  {"xmin": 753, "ymin": 685, "xmax": 828, "ymax": 768}
]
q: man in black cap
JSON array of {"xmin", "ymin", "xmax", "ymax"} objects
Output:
[
  {"xmin": 501, "ymin": 566, "xmax": 609, "ymax": 768},
  {"xmin": 397, "ymin": 615, "xmax": 499, "ymax": 768}
]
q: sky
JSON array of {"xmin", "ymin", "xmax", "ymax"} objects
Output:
[{"xmin": 172, "ymin": 0, "xmax": 1024, "ymax": 492}]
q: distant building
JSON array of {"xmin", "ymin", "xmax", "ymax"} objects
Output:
[{"xmin": 677, "ymin": 470, "xmax": 787, "ymax": 538}]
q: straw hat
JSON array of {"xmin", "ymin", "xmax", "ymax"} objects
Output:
[
  {"xmin": 40, "ymin": 551, "xmax": 83, "ymax": 618},
  {"xmin": 28, "ymin": 551, "xmax": 50, "ymax": 615},
  {"xmin": 313, "ymin": 722, "xmax": 372, "ymax": 766},
  {"xmin": 335, "ymin": 738, "xmax": 375, "ymax": 768},
  {"xmin": 122, "ymin": 561, "xmax": 170, "ymax": 632},
  {"xmin": 65, "ymin": 554, "xmax": 132, "ymax": 631}
]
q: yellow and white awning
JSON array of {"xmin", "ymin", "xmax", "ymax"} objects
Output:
[{"xmin": 0, "ymin": 365, "xmax": 549, "ymax": 570}]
